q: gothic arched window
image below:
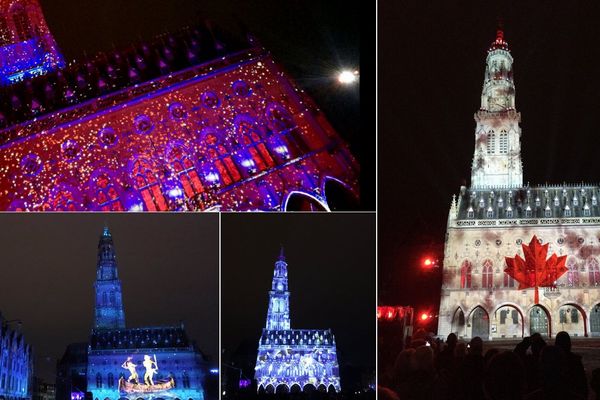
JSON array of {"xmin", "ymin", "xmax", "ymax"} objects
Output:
[
  {"xmin": 460, "ymin": 260, "xmax": 472, "ymax": 289},
  {"xmin": 503, "ymin": 273, "xmax": 515, "ymax": 288},
  {"xmin": 487, "ymin": 131, "xmax": 496, "ymax": 154},
  {"xmin": 567, "ymin": 258, "xmax": 579, "ymax": 287},
  {"xmin": 130, "ymin": 159, "xmax": 168, "ymax": 211},
  {"xmin": 482, "ymin": 260, "xmax": 493, "ymax": 288},
  {"xmin": 204, "ymin": 132, "xmax": 241, "ymax": 186},
  {"xmin": 12, "ymin": 7, "xmax": 32, "ymax": 41},
  {"xmin": 589, "ymin": 258, "xmax": 600, "ymax": 286},
  {"xmin": 235, "ymin": 116, "xmax": 275, "ymax": 171},
  {"xmin": 166, "ymin": 145, "xmax": 205, "ymax": 201},
  {"xmin": 108, "ymin": 373, "xmax": 114, "ymax": 388},
  {"xmin": 96, "ymin": 373, "xmax": 102, "ymax": 388},
  {"xmin": 499, "ymin": 131, "xmax": 508, "ymax": 154},
  {"xmin": 92, "ymin": 173, "xmax": 124, "ymax": 211}
]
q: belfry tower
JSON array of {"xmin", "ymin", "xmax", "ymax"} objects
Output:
[
  {"xmin": 93, "ymin": 226, "xmax": 126, "ymax": 331},
  {"xmin": 265, "ymin": 247, "xmax": 291, "ymax": 330},
  {"xmin": 0, "ymin": 0, "xmax": 64, "ymax": 85},
  {"xmin": 470, "ymin": 26, "xmax": 523, "ymax": 188}
]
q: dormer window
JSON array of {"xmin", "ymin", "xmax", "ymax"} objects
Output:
[
  {"xmin": 545, "ymin": 206, "xmax": 552, "ymax": 217},
  {"xmin": 593, "ymin": 196, "xmax": 597, "ymax": 206},
  {"xmin": 554, "ymin": 196, "xmax": 560, "ymax": 207},
  {"xmin": 467, "ymin": 207, "xmax": 474, "ymax": 219},
  {"xmin": 584, "ymin": 205, "xmax": 591, "ymax": 217},
  {"xmin": 506, "ymin": 207, "xmax": 513, "ymax": 218},
  {"xmin": 498, "ymin": 198, "xmax": 504, "ymax": 208},
  {"xmin": 564, "ymin": 206, "xmax": 572, "ymax": 217},
  {"xmin": 525, "ymin": 207, "xmax": 532, "ymax": 218},
  {"xmin": 487, "ymin": 207, "xmax": 494, "ymax": 219},
  {"xmin": 573, "ymin": 196, "xmax": 579, "ymax": 206},
  {"xmin": 535, "ymin": 197, "xmax": 541, "ymax": 207},
  {"xmin": 479, "ymin": 198, "xmax": 485, "ymax": 208}
]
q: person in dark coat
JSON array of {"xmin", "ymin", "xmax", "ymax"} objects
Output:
[{"xmin": 554, "ymin": 331, "xmax": 588, "ymax": 399}]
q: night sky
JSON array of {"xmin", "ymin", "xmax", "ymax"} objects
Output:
[
  {"xmin": 380, "ymin": 2, "xmax": 600, "ymax": 309},
  {"xmin": 0, "ymin": 214, "xmax": 218, "ymax": 381},
  {"xmin": 39, "ymin": 0, "xmax": 371, "ymax": 208},
  {"xmin": 221, "ymin": 213, "xmax": 376, "ymax": 370}
]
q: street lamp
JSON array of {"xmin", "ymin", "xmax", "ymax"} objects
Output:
[{"xmin": 337, "ymin": 69, "xmax": 359, "ymax": 84}]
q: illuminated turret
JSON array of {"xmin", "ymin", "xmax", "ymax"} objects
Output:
[
  {"xmin": 0, "ymin": 0, "xmax": 64, "ymax": 85},
  {"xmin": 471, "ymin": 25, "xmax": 523, "ymax": 188},
  {"xmin": 93, "ymin": 226, "xmax": 126, "ymax": 330},
  {"xmin": 265, "ymin": 247, "xmax": 291, "ymax": 330}
]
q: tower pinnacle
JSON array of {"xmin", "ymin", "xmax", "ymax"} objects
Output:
[
  {"xmin": 265, "ymin": 250, "xmax": 290, "ymax": 330},
  {"xmin": 94, "ymin": 226, "xmax": 125, "ymax": 331},
  {"xmin": 471, "ymin": 25, "xmax": 523, "ymax": 189}
]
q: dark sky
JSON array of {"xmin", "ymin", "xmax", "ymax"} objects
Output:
[
  {"xmin": 40, "ymin": 0, "xmax": 372, "ymax": 208},
  {"xmin": 380, "ymin": 2, "xmax": 600, "ymax": 307},
  {"xmin": 0, "ymin": 214, "xmax": 218, "ymax": 381},
  {"xmin": 221, "ymin": 213, "xmax": 376, "ymax": 369}
]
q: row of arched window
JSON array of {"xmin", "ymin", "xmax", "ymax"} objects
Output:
[
  {"xmin": 47, "ymin": 130, "xmax": 294, "ymax": 211},
  {"xmin": 459, "ymin": 258, "xmax": 600, "ymax": 289}
]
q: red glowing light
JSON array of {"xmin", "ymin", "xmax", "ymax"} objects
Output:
[
  {"xmin": 423, "ymin": 258, "xmax": 433, "ymax": 266},
  {"xmin": 420, "ymin": 313, "xmax": 429, "ymax": 321}
]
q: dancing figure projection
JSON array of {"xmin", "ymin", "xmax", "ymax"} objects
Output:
[
  {"xmin": 121, "ymin": 357, "xmax": 139, "ymax": 384},
  {"xmin": 143, "ymin": 355, "xmax": 158, "ymax": 386}
]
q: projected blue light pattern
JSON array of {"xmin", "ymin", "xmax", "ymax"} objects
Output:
[
  {"xmin": 0, "ymin": 314, "xmax": 32, "ymax": 400},
  {"xmin": 265, "ymin": 248, "xmax": 290, "ymax": 330},
  {"xmin": 255, "ymin": 249, "xmax": 341, "ymax": 393},
  {"xmin": 87, "ymin": 227, "xmax": 206, "ymax": 400},
  {"xmin": 94, "ymin": 226, "xmax": 126, "ymax": 330},
  {"xmin": 87, "ymin": 326, "xmax": 205, "ymax": 400}
]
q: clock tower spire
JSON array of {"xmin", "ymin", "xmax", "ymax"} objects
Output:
[{"xmin": 471, "ymin": 25, "xmax": 523, "ymax": 189}]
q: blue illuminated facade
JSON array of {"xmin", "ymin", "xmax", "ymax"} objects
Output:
[
  {"xmin": 85, "ymin": 227, "xmax": 206, "ymax": 400},
  {"xmin": 87, "ymin": 326, "xmax": 205, "ymax": 400},
  {"xmin": 94, "ymin": 227, "xmax": 125, "ymax": 331},
  {"xmin": 255, "ymin": 249, "xmax": 341, "ymax": 393},
  {"xmin": 0, "ymin": 313, "xmax": 33, "ymax": 400}
]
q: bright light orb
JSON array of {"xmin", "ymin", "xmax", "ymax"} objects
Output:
[
  {"xmin": 420, "ymin": 313, "xmax": 429, "ymax": 321},
  {"xmin": 338, "ymin": 70, "xmax": 359, "ymax": 84}
]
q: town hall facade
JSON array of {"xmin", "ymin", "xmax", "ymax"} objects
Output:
[{"xmin": 438, "ymin": 28, "xmax": 600, "ymax": 340}]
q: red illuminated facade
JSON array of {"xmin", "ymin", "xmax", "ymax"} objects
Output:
[{"xmin": 0, "ymin": 9, "xmax": 359, "ymax": 211}]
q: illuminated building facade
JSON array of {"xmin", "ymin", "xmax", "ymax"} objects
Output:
[
  {"xmin": 0, "ymin": 313, "xmax": 33, "ymax": 400},
  {"xmin": 438, "ymin": 28, "xmax": 600, "ymax": 340},
  {"xmin": 0, "ymin": 0, "xmax": 64, "ymax": 85},
  {"xmin": 255, "ymin": 250, "xmax": 341, "ymax": 394},
  {"xmin": 74, "ymin": 227, "xmax": 207, "ymax": 400},
  {"xmin": 0, "ymin": 4, "xmax": 358, "ymax": 212}
]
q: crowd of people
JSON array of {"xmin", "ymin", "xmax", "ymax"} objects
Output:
[{"xmin": 379, "ymin": 330, "xmax": 600, "ymax": 400}]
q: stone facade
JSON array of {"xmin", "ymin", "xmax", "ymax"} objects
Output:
[{"xmin": 437, "ymin": 28, "xmax": 600, "ymax": 340}]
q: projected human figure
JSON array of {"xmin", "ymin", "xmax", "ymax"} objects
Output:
[
  {"xmin": 121, "ymin": 357, "xmax": 139, "ymax": 384},
  {"xmin": 143, "ymin": 355, "xmax": 158, "ymax": 385}
]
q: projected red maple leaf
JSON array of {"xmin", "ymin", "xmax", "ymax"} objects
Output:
[{"xmin": 504, "ymin": 235, "xmax": 567, "ymax": 303}]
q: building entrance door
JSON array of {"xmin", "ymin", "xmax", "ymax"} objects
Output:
[
  {"xmin": 471, "ymin": 307, "xmax": 488, "ymax": 338},
  {"xmin": 591, "ymin": 305, "xmax": 600, "ymax": 336},
  {"xmin": 530, "ymin": 306, "xmax": 549, "ymax": 337}
]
